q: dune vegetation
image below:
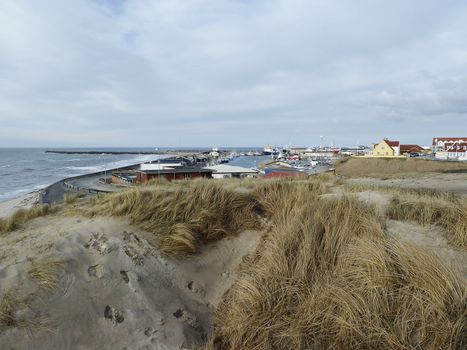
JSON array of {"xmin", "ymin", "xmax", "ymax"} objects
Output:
[
  {"xmin": 0, "ymin": 205, "xmax": 54, "ymax": 234},
  {"xmin": 1, "ymin": 177, "xmax": 466, "ymax": 349},
  {"xmin": 335, "ymin": 157, "xmax": 467, "ymax": 177},
  {"xmin": 28, "ymin": 260, "xmax": 65, "ymax": 292},
  {"xmin": 199, "ymin": 180, "xmax": 466, "ymax": 350},
  {"xmin": 81, "ymin": 179, "xmax": 263, "ymax": 255},
  {"xmin": 339, "ymin": 181, "xmax": 467, "ymax": 249},
  {"xmin": 0, "ymin": 291, "xmax": 25, "ymax": 330},
  {"xmin": 388, "ymin": 192, "xmax": 467, "ymax": 249}
]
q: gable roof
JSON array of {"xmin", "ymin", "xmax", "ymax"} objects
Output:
[
  {"xmin": 432, "ymin": 137, "xmax": 467, "ymax": 146},
  {"xmin": 400, "ymin": 144, "xmax": 424, "ymax": 152},
  {"xmin": 385, "ymin": 140, "xmax": 400, "ymax": 147}
]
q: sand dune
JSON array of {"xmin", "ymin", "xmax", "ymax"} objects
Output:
[{"xmin": 0, "ymin": 215, "xmax": 262, "ymax": 349}]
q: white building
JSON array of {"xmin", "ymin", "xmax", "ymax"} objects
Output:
[
  {"xmin": 204, "ymin": 164, "xmax": 259, "ymax": 179},
  {"xmin": 432, "ymin": 137, "xmax": 467, "ymax": 161}
]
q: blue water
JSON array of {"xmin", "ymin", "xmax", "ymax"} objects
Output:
[
  {"xmin": 229, "ymin": 155, "xmax": 272, "ymax": 168},
  {"xmin": 0, "ymin": 148, "xmax": 264, "ymax": 202}
]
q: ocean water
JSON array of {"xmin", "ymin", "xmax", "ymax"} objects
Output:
[
  {"xmin": 0, "ymin": 148, "xmax": 168, "ymax": 202},
  {"xmin": 0, "ymin": 148, "xmax": 264, "ymax": 202}
]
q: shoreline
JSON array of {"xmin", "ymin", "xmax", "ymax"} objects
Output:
[{"xmin": 0, "ymin": 190, "xmax": 41, "ymax": 218}]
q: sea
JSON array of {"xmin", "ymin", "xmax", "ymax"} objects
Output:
[{"xmin": 0, "ymin": 148, "xmax": 269, "ymax": 203}]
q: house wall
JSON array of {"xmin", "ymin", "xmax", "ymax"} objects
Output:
[
  {"xmin": 372, "ymin": 141, "xmax": 394, "ymax": 156},
  {"xmin": 211, "ymin": 173, "xmax": 257, "ymax": 179},
  {"xmin": 112, "ymin": 175, "xmax": 128, "ymax": 185}
]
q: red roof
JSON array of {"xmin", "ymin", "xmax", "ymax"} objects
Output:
[
  {"xmin": 385, "ymin": 140, "xmax": 400, "ymax": 147},
  {"xmin": 400, "ymin": 144, "xmax": 424, "ymax": 153},
  {"xmin": 432, "ymin": 137, "xmax": 467, "ymax": 146}
]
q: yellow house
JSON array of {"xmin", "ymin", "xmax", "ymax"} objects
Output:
[{"xmin": 372, "ymin": 139, "xmax": 400, "ymax": 157}]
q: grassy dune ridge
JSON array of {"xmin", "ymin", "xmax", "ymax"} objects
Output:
[
  {"xmin": 201, "ymin": 181, "xmax": 466, "ymax": 350},
  {"xmin": 388, "ymin": 193, "xmax": 467, "ymax": 248},
  {"xmin": 82, "ymin": 179, "xmax": 263, "ymax": 255},
  {"xmin": 335, "ymin": 157, "xmax": 467, "ymax": 177},
  {"xmin": 341, "ymin": 182, "xmax": 467, "ymax": 249}
]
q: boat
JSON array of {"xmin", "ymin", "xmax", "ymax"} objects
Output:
[{"xmin": 264, "ymin": 145, "xmax": 279, "ymax": 155}]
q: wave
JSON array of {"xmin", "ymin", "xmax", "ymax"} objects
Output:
[
  {"xmin": 0, "ymin": 184, "xmax": 47, "ymax": 203},
  {"xmin": 46, "ymin": 158, "xmax": 82, "ymax": 162},
  {"xmin": 0, "ymin": 153, "xmax": 171, "ymax": 203}
]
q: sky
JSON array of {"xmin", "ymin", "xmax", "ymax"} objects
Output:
[{"xmin": 0, "ymin": 0, "xmax": 466, "ymax": 148}]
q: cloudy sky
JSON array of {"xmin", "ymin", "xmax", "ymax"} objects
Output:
[{"xmin": 1, "ymin": 0, "xmax": 466, "ymax": 147}]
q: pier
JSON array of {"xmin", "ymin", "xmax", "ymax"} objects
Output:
[{"xmin": 45, "ymin": 150, "xmax": 163, "ymax": 155}]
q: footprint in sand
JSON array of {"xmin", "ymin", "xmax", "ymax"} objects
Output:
[
  {"xmin": 120, "ymin": 270, "xmax": 140, "ymax": 292},
  {"xmin": 88, "ymin": 264, "xmax": 104, "ymax": 278},
  {"xmin": 123, "ymin": 245, "xmax": 144, "ymax": 265},
  {"xmin": 187, "ymin": 281, "xmax": 205, "ymax": 297},
  {"xmin": 104, "ymin": 305, "xmax": 124, "ymax": 325},
  {"xmin": 173, "ymin": 308, "xmax": 204, "ymax": 334},
  {"xmin": 120, "ymin": 270, "xmax": 130, "ymax": 283},
  {"xmin": 84, "ymin": 233, "xmax": 116, "ymax": 255}
]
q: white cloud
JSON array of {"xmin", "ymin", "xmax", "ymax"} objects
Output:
[{"xmin": 1, "ymin": 0, "xmax": 466, "ymax": 147}]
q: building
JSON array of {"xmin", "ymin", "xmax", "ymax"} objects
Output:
[
  {"xmin": 112, "ymin": 171, "xmax": 136, "ymax": 185},
  {"xmin": 340, "ymin": 146, "xmax": 370, "ymax": 156},
  {"xmin": 371, "ymin": 139, "xmax": 400, "ymax": 157},
  {"xmin": 432, "ymin": 137, "xmax": 467, "ymax": 161},
  {"xmin": 204, "ymin": 164, "xmax": 259, "ymax": 179},
  {"xmin": 136, "ymin": 167, "xmax": 213, "ymax": 183},
  {"xmin": 399, "ymin": 144, "xmax": 424, "ymax": 155},
  {"xmin": 264, "ymin": 160, "xmax": 293, "ymax": 168},
  {"xmin": 264, "ymin": 167, "xmax": 303, "ymax": 178},
  {"xmin": 140, "ymin": 156, "xmax": 193, "ymax": 171}
]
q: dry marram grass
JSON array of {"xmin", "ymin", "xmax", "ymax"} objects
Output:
[
  {"xmin": 83, "ymin": 180, "xmax": 262, "ymax": 255},
  {"xmin": 388, "ymin": 192, "xmax": 467, "ymax": 248},
  {"xmin": 28, "ymin": 260, "xmax": 65, "ymax": 292},
  {"xmin": 0, "ymin": 205, "xmax": 54, "ymax": 234},
  {"xmin": 201, "ymin": 182, "xmax": 466, "ymax": 350},
  {"xmin": 339, "ymin": 182, "xmax": 467, "ymax": 249},
  {"xmin": 0, "ymin": 291, "xmax": 25, "ymax": 330}
]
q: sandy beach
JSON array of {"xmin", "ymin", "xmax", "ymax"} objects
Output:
[{"xmin": 0, "ymin": 191, "xmax": 41, "ymax": 219}]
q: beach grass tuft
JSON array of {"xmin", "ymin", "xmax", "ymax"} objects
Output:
[
  {"xmin": 28, "ymin": 260, "xmax": 65, "ymax": 292},
  {"xmin": 0, "ymin": 205, "xmax": 54, "ymax": 234}
]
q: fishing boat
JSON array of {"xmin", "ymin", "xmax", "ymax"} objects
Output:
[{"xmin": 263, "ymin": 145, "xmax": 279, "ymax": 155}]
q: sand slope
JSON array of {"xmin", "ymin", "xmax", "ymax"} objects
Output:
[
  {"xmin": 0, "ymin": 216, "xmax": 261, "ymax": 350},
  {"xmin": 387, "ymin": 219, "xmax": 467, "ymax": 280}
]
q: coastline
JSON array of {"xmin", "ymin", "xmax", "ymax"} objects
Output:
[{"xmin": 0, "ymin": 191, "xmax": 41, "ymax": 219}]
